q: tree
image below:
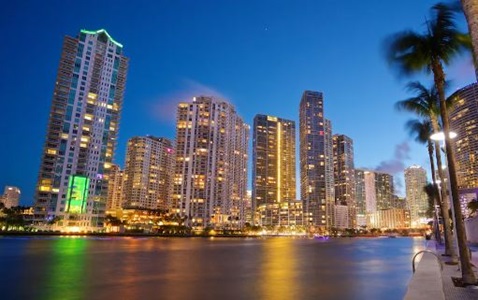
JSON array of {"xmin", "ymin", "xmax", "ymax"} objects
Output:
[
  {"xmin": 398, "ymin": 83, "xmax": 455, "ymax": 257},
  {"xmin": 467, "ymin": 199, "xmax": 478, "ymax": 218},
  {"xmin": 386, "ymin": 3, "xmax": 476, "ymax": 284},
  {"xmin": 460, "ymin": 0, "xmax": 478, "ymax": 72}
]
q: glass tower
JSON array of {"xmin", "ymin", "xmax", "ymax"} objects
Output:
[
  {"xmin": 299, "ymin": 90, "xmax": 335, "ymax": 232},
  {"xmin": 34, "ymin": 29, "xmax": 128, "ymax": 230}
]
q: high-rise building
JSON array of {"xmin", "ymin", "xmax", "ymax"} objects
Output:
[
  {"xmin": 0, "ymin": 186, "xmax": 21, "ymax": 208},
  {"xmin": 122, "ymin": 136, "xmax": 175, "ymax": 211},
  {"xmin": 358, "ymin": 169, "xmax": 395, "ymax": 228},
  {"xmin": 173, "ymin": 96, "xmax": 249, "ymax": 229},
  {"xmin": 252, "ymin": 114, "xmax": 296, "ymax": 215},
  {"xmin": 34, "ymin": 29, "xmax": 128, "ymax": 230},
  {"xmin": 355, "ymin": 169, "xmax": 367, "ymax": 227},
  {"xmin": 300, "ymin": 91, "xmax": 335, "ymax": 232},
  {"xmin": 449, "ymin": 83, "xmax": 478, "ymax": 216},
  {"xmin": 106, "ymin": 164, "xmax": 124, "ymax": 211},
  {"xmin": 375, "ymin": 171, "xmax": 394, "ymax": 210},
  {"xmin": 333, "ymin": 134, "xmax": 356, "ymax": 228},
  {"xmin": 404, "ymin": 165, "xmax": 428, "ymax": 227},
  {"xmin": 450, "ymin": 83, "xmax": 478, "ymax": 189},
  {"xmin": 363, "ymin": 170, "xmax": 377, "ymax": 214}
]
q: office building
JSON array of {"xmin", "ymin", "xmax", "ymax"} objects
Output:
[
  {"xmin": 355, "ymin": 169, "xmax": 367, "ymax": 227},
  {"xmin": 34, "ymin": 29, "xmax": 128, "ymax": 231},
  {"xmin": 172, "ymin": 96, "xmax": 249, "ymax": 229},
  {"xmin": 106, "ymin": 164, "xmax": 124, "ymax": 210},
  {"xmin": 122, "ymin": 136, "xmax": 175, "ymax": 210},
  {"xmin": 333, "ymin": 134, "xmax": 356, "ymax": 228},
  {"xmin": 252, "ymin": 114, "xmax": 296, "ymax": 220},
  {"xmin": 404, "ymin": 165, "xmax": 428, "ymax": 227},
  {"xmin": 300, "ymin": 91, "xmax": 335, "ymax": 232},
  {"xmin": 1, "ymin": 186, "xmax": 21, "ymax": 208}
]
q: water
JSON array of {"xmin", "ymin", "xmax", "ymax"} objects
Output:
[{"xmin": 0, "ymin": 236, "xmax": 426, "ymax": 300}]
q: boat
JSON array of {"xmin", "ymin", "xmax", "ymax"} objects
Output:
[{"xmin": 313, "ymin": 234, "xmax": 330, "ymax": 240}]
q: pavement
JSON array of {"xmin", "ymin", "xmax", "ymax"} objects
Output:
[{"xmin": 404, "ymin": 239, "xmax": 478, "ymax": 300}]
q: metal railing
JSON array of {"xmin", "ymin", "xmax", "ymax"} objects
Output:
[{"xmin": 412, "ymin": 250, "xmax": 443, "ymax": 273}]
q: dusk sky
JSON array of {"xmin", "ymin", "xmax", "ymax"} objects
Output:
[{"xmin": 1, "ymin": 0, "xmax": 475, "ymax": 205}]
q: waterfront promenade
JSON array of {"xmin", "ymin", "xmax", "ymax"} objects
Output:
[{"xmin": 405, "ymin": 240, "xmax": 478, "ymax": 300}]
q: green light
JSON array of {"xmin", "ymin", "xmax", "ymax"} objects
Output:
[
  {"xmin": 80, "ymin": 29, "xmax": 123, "ymax": 48},
  {"xmin": 66, "ymin": 175, "xmax": 89, "ymax": 214}
]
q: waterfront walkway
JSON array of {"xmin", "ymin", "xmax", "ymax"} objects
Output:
[{"xmin": 405, "ymin": 240, "xmax": 478, "ymax": 300}]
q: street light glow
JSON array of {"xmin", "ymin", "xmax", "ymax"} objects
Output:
[{"xmin": 429, "ymin": 131, "xmax": 457, "ymax": 141}]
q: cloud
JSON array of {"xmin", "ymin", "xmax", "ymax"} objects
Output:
[
  {"xmin": 374, "ymin": 141, "xmax": 411, "ymax": 197},
  {"xmin": 375, "ymin": 141, "xmax": 410, "ymax": 174},
  {"xmin": 149, "ymin": 79, "xmax": 229, "ymax": 123}
]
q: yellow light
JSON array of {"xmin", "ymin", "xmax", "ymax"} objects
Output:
[
  {"xmin": 277, "ymin": 121, "xmax": 281, "ymax": 202},
  {"xmin": 47, "ymin": 149, "xmax": 57, "ymax": 155},
  {"xmin": 39, "ymin": 185, "xmax": 51, "ymax": 192}
]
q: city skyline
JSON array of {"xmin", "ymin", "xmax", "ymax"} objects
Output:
[{"xmin": 1, "ymin": 0, "xmax": 476, "ymax": 205}]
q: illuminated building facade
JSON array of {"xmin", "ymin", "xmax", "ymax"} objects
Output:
[
  {"xmin": 106, "ymin": 164, "xmax": 123, "ymax": 210},
  {"xmin": 367, "ymin": 208, "xmax": 410, "ymax": 229},
  {"xmin": 123, "ymin": 136, "xmax": 175, "ymax": 210},
  {"xmin": 334, "ymin": 204, "xmax": 349, "ymax": 229},
  {"xmin": 355, "ymin": 169, "xmax": 367, "ymax": 227},
  {"xmin": 375, "ymin": 171, "xmax": 394, "ymax": 210},
  {"xmin": 173, "ymin": 96, "xmax": 249, "ymax": 228},
  {"xmin": 361, "ymin": 170, "xmax": 394, "ymax": 227},
  {"xmin": 449, "ymin": 83, "xmax": 478, "ymax": 215},
  {"xmin": 34, "ymin": 29, "xmax": 128, "ymax": 230},
  {"xmin": 252, "ymin": 114, "xmax": 296, "ymax": 223},
  {"xmin": 256, "ymin": 200, "xmax": 303, "ymax": 227},
  {"xmin": 300, "ymin": 90, "xmax": 335, "ymax": 232},
  {"xmin": 0, "ymin": 186, "xmax": 21, "ymax": 208},
  {"xmin": 333, "ymin": 134, "xmax": 356, "ymax": 228},
  {"xmin": 449, "ymin": 83, "xmax": 478, "ymax": 189},
  {"xmin": 404, "ymin": 165, "xmax": 428, "ymax": 227}
]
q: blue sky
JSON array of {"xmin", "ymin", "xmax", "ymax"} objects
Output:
[{"xmin": 0, "ymin": 0, "xmax": 475, "ymax": 205}]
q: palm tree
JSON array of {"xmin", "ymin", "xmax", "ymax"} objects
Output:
[
  {"xmin": 387, "ymin": 3, "xmax": 475, "ymax": 284},
  {"xmin": 423, "ymin": 182, "xmax": 442, "ymax": 243},
  {"xmin": 397, "ymin": 83, "xmax": 455, "ymax": 259},
  {"xmin": 405, "ymin": 119, "xmax": 445, "ymax": 246},
  {"xmin": 460, "ymin": 0, "xmax": 478, "ymax": 71}
]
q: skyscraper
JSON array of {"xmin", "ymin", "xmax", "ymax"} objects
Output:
[
  {"xmin": 355, "ymin": 169, "xmax": 367, "ymax": 227},
  {"xmin": 106, "ymin": 164, "xmax": 124, "ymax": 211},
  {"xmin": 252, "ymin": 114, "xmax": 296, "ymax": 226},
  {"xmin": 123, "ymin": 136, "xmax": 175, "ymax": 210},
  {"xmin": 299, "ymin": 90, "xmax": 335, "ymax": 232},
  {"xmin": 0, "ymin": 186, "xmax": 21, "ymax": 208},
  {"xmin": 173, "ymin": 96, "xmax": 249, "ymax": 228},
  {"xmin": 375, "ymin": 171, "xmax": 394, "ymax": 210},
  {"xmin": 333, "ymin": 134, "xmax": 356, "ymax": 228},
  {"xmin": 449, "ymin": 83, "xmax": 478, "ymax": 215},
  {"xmin": 404, "ymin": 165, "xmax": 428, "ymax": 227},
  {"xmin": 450, "ymin": 83, "xmax": 478, "ymax": 190},
  {"xmin": 34, "ymin": 29, "xmax": 128, "ymax": 230}
]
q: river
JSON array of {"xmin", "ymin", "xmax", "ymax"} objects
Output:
[{"xmin": 0, "ymin": 236, "xmax": 426, "ymax": 300}]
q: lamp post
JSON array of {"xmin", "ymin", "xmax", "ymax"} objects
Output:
[
  {"xmin": 430, "ymin": 131, "xmax": 474, "ymax": 273},
  {"xmin": 430, "ymin": 131, "xmax": 458, "ymax": 244}
]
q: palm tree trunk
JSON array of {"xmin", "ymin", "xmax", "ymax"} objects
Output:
[
  {"xmin": 432, "ymin": 133, "xmax": 456, "ymax": 260},
  {"xmin": 433, "ymin": 60, "xmax": 477, "ymax": 284},
  {"xmin": 461, "ymin": 0, "xmax": 478, "ymax": 79},
  {"xmin": 427, "ymin": 140, "xmax": 442, "ymax": 244}
]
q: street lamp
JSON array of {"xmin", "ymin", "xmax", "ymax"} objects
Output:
[{"xmin": 430, "ymin": 131, "xmax": 458, "ymax": 255}]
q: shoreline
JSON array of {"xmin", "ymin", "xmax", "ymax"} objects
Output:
[{"xmin": 0, "ymin": 231, "xmax": 424, "ymax": 238}]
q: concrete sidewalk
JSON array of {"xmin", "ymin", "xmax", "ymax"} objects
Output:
[{"xmin": 405, "ymin": 240, "xmax": 478, "ymax": 300}]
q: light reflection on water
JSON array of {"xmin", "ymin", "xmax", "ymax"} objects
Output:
[{"xmin": 0, "ymin": 236, "xmax": 425, "ymax": 300}]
